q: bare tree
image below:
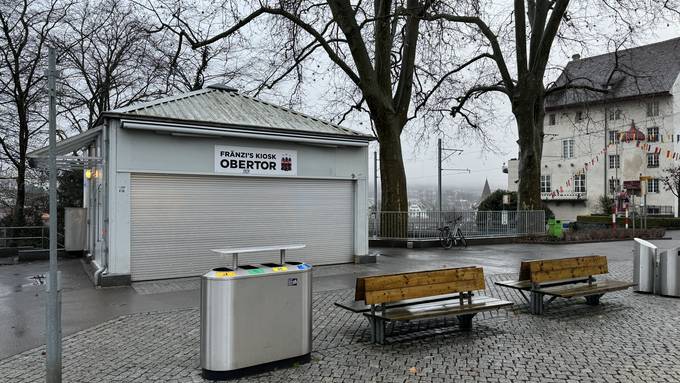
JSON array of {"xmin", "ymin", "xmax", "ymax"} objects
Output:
[
  {"xmin": 140, "ymin": 0, "xmax": 245, "ymax": 93},
  {"xmin": 154, "ymin": 0, "xmax": 494, "ymax": 214},
  {"xmin": 662, "ymin": 166, "xmax": 680, "ymax": 200},
  {"xmin": 53, "ymin": 0, "xmax": 170, "ymax": 133},
  {"xmin": 437, "ymin": 0, "xmax": 680, "ymax": 209},
  {"xmin": 0, "ymin": 0, "xmax": 70, "ymax": 224}
]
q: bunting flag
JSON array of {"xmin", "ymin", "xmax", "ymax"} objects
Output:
[{"xmin": 544, "ymin": 133, "xmax": 680, "ymax": 200}]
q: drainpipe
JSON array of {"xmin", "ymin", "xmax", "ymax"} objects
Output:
[
  {"xmin": 95, "ymin": 121, "xmax": 111, "ymax": 286},
  {"xmin": 103, "ymin": 121, "xmax": 110, "ymax": 278}
]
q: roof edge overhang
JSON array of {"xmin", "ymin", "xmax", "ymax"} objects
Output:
[
  {"xmin": 28, "ymin": 125, "xmax": 103, "ymax": 159},
  {"xmin": 28, "ymin": 125, "xmax": 104, "ymax": 169},
  {"xmin": 545, "ymin": 91, "xmax": 671, "ymax": 112},
  {"xmin": 117, "ymin": 117, "xmax": 374, "ymax": 147},
  {"xmin": 103, "ymin": 112, "xmax": 375, "ymax": 143}
]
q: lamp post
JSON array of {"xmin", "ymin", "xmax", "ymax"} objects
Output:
[{"xmin": 46, "ymin": 46, "xmax": 62, "ymax": 383}]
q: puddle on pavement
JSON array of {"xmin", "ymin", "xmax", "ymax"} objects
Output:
[
  {"xmin": 13, "ymin": 274, "xmax": 45, "ymax": 293},
  {"xmin": 29, "ymin": 274, "xmax": 45, "ymax": 285}
]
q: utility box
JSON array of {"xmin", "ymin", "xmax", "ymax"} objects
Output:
[
  {"xmin": 659, "ymin": 248, "xmax": 680, "ymax": 297},
  {"xmin": 64, "ymin": 207, "xmax": 87, "ymax": 252},
  {"xmin": 200, "ymin": 250, "xmax": 312, "ymax": 380},
  {"xmin": 633, "ymin": 238, "xmax": 680, "ymax": 297},
  {"xmin": 633, "ymin": 238, "xmax": 657, "ymax": 293}
]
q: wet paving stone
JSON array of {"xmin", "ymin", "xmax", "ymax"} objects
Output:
[{"xmin": 1, "ymin": 263, "xmax": 679, "ymax": 382}]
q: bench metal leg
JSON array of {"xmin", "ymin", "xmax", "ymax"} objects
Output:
[
  {"xmin": 585, "ymin": 294, "xmax": 604, "ymax": 306},
  {"xmin": 457, "ymin": 314, "xmax": 476, "ymax": 331},
  {"xmin": 375, "ymin": 318, "xmax": 386, "ymax": 344},
  {"xmin": 530, "ymin": 291, "xmax": 545, "ymax": 315}
]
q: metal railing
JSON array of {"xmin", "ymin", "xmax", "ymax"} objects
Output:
[
  {"xmin": 369, "ymin": 210, "xmax": 546, "ymax": 240},
  {"xmin": 644, "ymin": 205, "xmax": 674, "ymax": 216},
  {"xmin": 0, "ymin": 226, "xmax": 65, "ymax": 249},
  {"xmin": 541, "ymin": 191, "xmax": 587, "ymax": 201}
]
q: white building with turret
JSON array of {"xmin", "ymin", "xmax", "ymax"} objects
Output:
[{"xmin": 508, "ymin": 38, "xmax": 680, "ymax": 220}]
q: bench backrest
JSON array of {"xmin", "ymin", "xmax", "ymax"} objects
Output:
[
  {"xmin": 355, "ymin": 267, "xmax": 485, "ymax": 305},
  {"xmin": 519, "ymin": 255, "xmax": 608, "ymax": 284}
]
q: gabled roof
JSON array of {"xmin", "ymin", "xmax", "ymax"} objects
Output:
[
  {"xmin": 545, "ymin": 37, "xmax": 680, "ymax": 110},
  {"xmin": 102, "ymin": 85, "xmax": 373, "ymax": 140},
  {"xmin": 480, "ymin": 179, "xmax": 491, "ymax": 201}
]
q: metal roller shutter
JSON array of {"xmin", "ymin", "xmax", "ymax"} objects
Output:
[{"xmin": 130, "ymin": 173, "xmax": 354, "ymax": 281}]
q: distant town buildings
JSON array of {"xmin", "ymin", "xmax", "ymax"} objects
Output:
[{"xmin": 507, "ymin": 38, "xmax": 680, "ymax": 220}]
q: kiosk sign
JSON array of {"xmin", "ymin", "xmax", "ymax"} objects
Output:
[{"xmin": 215, "ymin": 145, "xmax": 297, "ymax": 176}]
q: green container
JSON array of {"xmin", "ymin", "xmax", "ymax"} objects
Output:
[{"xmin": 547, "ymin": 219, "xmax": 563, "ymax": 237}]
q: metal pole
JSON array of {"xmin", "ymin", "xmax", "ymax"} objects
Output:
[
  {"xmin": 373, "ymin": 151, "xmax": 378, "ymax": 212},
  {"xmin": 604, "ymin": 106, "xmax": 608, "ymax": 197},
  {"xmin": 46, "ymin": 46, "xmax": 62, "ymax": 383},
  {"xmin": 437, "ymin": 138, "xmax": 442, "ymax": 214}
]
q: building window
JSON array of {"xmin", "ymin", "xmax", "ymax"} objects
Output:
[
  {"xmin": 608, "ymin": 130, "xmax": 620, "ymax": 144},
  {"xmin": 646, "ymin": 101, "xmax": 659, "ymax": 117},
  {"xmin": 608, "ymin": 155, "xmax": 620, "ymax": 169},
  {"xmin": 575, "ymin": 111, "xmax": 584, "ymax": 122},
  {"xmin": 609, "ymin": 109, "xmax": 622, "ymax": 120},
  {"xmin": 647, "ymin": 127, "xmax": 659, "ymax": 142},
  {"xmin": 548, "ymin": 113, "xmax": 556, "ymax": 126},
  {"xmin": 609, "ymin": 179, "xmax": 620, "ymax": 194},
  {"xmin": 647, "ymin": 178, "xmax": 659, "ymax": 193},
  {"xmin": 647, "ymin": 153, "xmax": 659, "ymax": 168},
  {"xmin": 540, "ymin": 175, "xmax": 551, "ymax": 193},
  {"xmin": 562, "ymin": 139, "xmax": 574, "ymax": 159},
  {"xmin": 574, "ymin": 174, "xmax": 586, "ymax": 193}
]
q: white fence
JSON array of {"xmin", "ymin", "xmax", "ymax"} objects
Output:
[{"xmin": 369, "ymin": 210, "xmax": 546, "ymax": 240}]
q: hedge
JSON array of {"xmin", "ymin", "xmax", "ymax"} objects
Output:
[{"xmin": 576, "ymin": 215, "xmax": 680, "ymax": 229}]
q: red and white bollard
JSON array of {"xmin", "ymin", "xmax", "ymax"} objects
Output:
[{"xmin": 625, "ymin": 208, "xmax": 629, "ymax": 229}]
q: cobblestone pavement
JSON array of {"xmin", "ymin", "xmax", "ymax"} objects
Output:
[{"xmin": 2, "ymin": 264, "xmax": 680, "ymax": 383}]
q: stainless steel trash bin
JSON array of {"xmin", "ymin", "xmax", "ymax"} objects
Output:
[
  {"xmin": 200, "ymin": 261, "xmax": 312, "ymax": 380},
  {"xmin": 633, "ymin": 238, "xmax": 657, "ymax": 293},
  {"xmin": 659, "ymin": 248, "xmax": 680, "ymax": 297}
]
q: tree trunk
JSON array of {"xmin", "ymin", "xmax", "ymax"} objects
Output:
[
  {"xmin": 13, "ymin": 163, "xmax": 26, "ymax": 226},
  {"xmin": 376, "ymin": 118, "xmax": 408, "ymax": 238},
  {"xmin": 378, "ymin": 123, "xmax": 408, "ymax": 213},
  {"xmin": 13, "ymin": 107, "xmax": 29, "ymax": 226},
  {"xmin": 514, "ymin": 98, "xmax": 544, "ymax": 211}
]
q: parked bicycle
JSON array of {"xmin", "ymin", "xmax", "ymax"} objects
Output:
[{"xmin": 438, "ymin": 216, "xmax": 467, "ymax": 249}]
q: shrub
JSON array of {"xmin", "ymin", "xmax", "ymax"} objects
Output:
[
  {"xmin": 597, "ymin": 195, "xmax": 614, "ymax": 215},
  {"xmin": 577, "ymin": 215, "xmax": 680, "ymax": 229},
  {"xmin": 478, "ymin": 189, "xmax": 554, "ymax": 222}
]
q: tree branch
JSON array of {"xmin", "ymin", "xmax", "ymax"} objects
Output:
[
  {"xmin": 450, "ymin": 84, "xmax": 508, "ymax": 119},
  {"xmin": 421, "ymin": 12, "xmax": 515, "ymax": 91},
  {"xmin": 411, "ymin": 53, "xmax": 496, "ymax": 120},
  {"xmin": 190, "ymin": 6, "xmax": 361, "ymax": 86}
]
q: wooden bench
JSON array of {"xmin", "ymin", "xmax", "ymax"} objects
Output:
[
  {"xmin": 495, "ymin": 255, "xmax": 635, "ymax": 314},
  {"xmin": 335, "ymin": 267, "xmax": 513, "ymax": 344}
]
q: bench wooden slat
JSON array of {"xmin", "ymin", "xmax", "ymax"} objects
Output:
[
  {"xmin": 495, "ymin": 277, "xmax": 593, "ymax": 291},
  {"xmin": 355, "ymin": 278, "xmax": 366, "ymax": 301},
  {"xmin": 362, "ymin": 267, "xmax": 481, "ymax": 292},
  {"xmin": 365, "ymin": 277, "xmax": 485, "ymax": 305},
  {"xmin": 369, "ymin": 297, "xmax": 512, "ymax": 322},
  {"xmin": 530, "ymin": 265, "xmax": 608, "ymax": 283},
  {"xmin": 528, "ymin": 255, "xmax": 608, "ymax": 272},
  {"xmin": 335, "ymin": 293, "xmax": 465, "ymax": 313},
  {"xmin": 354, "ymin": 267, "xmax": 479, "ymax": 302},
  {"xmin": 534, "ymin": 280, "xmax": 636, "ymax": 298},
  {"xmin": 522, "ymin": 256, "xmax": 609, "ymax": 283}
]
